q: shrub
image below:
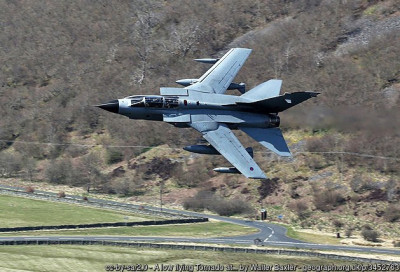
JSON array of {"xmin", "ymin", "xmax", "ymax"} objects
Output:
[
  {"xmin": 350, "ymin": 175, "xmax": 364, "ymax": 193},
  {"xmin": 289, "ymin": 183, "xmax": 300, "ymax": 199},
  {"xmin": 45, "ymin": 159, "xmax": 74, "ymax": 184},
  {"xmin": 57, "ymin": 191, "xmax": 66, "ymax": 198},
  {"xmin": 305, "ymin": 154, "xmax": 328, "ymax": 170},
  {"xmin": 105, "ymin": 149, "xmax": 124, "ymax": 164},
  {"xmin": 366, "ymin": 189, "xmax": 387, "ymax": 201},
  {"xmin": 208, "ymin": 197, "xmax": 253, "ymax": 216},
  {"xmin": 384, "ymin": 205, "xmax": 400, "ymax": 223},
  {"xmin": 183, "ymin": 197, "xmax": 204, "ymax": 211},
  {"xmin": 102, "ymin": 178, "xmax": 145, "ymax": 196},
  {"xmin": 25, "ymin": 186, "xmax": 35, "ymax": 193},
  {"xmin": 386, "ymin": 180, "xmax": 399, "ymax": 202},
  {"xmin": 144, "ymin": 157, "xmax": 177, "ymax": 180},
  {"xmin": 362, "ymin": 229, "xmax": 379, "ymax": 242},
  {"xmin": 0, "ymin": 152, "xmax": 22, "ymax": 178},
  {"xmin": 306, "ymin": 135, "xmax": 336, "ymax": 152},
  {"xmin": 313, "ymin": 189, "xmax": 345, "ymax": 212},
  {"xmin": 361, "ymin": 225, "xmax": 380, "ymax": 242},
  {"xmin": 225, "ymin": 177, "xmax": 241, "ymax": 189},
  {"xmin": 183, "ymin": 191, "xmax": 214, "ymax": 212},
  {"xmin": 173, "ymin": 158, "xmax": 212, "ymax": 188},
  {"xmin": 333, "ymin": 219, "xmax": 344, "ymax": 231},
  {"xmin": 257, "ymin": 178, "xmax": 279, "ymax": 201},
  {"xmin": 288, "ymin": 199, "xmax": 310, "ymax": 219},
  {"xmin": 333, "ymin": 219, "xmax": 344, "ymax": 238},
  {"xmin": 183, "ymin": 190, "xmax": 253, "ymax": 216},
  {"xmin": 345, "ymin": 227, "xmax": 353, "ymax": 238},
  {"xmin": 350, "ymin": 175, "xmax": 379, "ymax": 194}
]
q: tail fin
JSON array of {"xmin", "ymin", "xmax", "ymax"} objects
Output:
[{"xmin": 241, "ymin": 79, "xmax": 282, "ymax": 101}]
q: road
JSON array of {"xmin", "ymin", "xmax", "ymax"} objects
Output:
[
  {"xmin": 1, "ymin": 184, "xmax": 400, "ymax": 255},
  {"xmin": 1, "ymin": 234, "xmax": 400, "ymax": 256}
]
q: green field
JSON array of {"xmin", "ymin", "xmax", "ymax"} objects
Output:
[
  {"xmin": 0, "ymin": 245, "xmax": 360, "ymax": 272},
  {"xmin": 0, "ymin": 194, "xmax": 154, "ymax": 228},
  {"xmin": 0, "ymin": 221, "xmax": 257, "ymax": 238},
  {"xmin": 0, "ymin": 194, "xmax": 257, "ymax": 238}
]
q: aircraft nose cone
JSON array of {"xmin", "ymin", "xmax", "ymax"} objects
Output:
[{"xmin": 95, "ymin": 99, "xmax": 119, "ymax": 113}]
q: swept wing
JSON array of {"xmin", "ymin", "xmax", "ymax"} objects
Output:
[
  {"xmin": 187, "ymin": 48, "xmax": 252, "ymax": 94},
  {"xmin": 187, "ymin": 116, "xmax": 266, "ymax": 179}
]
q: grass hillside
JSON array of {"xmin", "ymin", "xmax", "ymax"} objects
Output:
[
  {"xmin": 0, "ymin": 194, "xmax": 151, "ymax": 228},
  {"xmin": 0, "ymin": 1, "xmax": 399, "ymax": 243}
]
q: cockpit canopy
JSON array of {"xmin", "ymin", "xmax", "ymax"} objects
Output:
[{"xmin": 127, "ymin": 95, "xmax": 179, "ymax": 108}]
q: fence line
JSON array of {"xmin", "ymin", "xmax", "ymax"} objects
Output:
[
  {"xmin": 0, "ymin": 240, "xmax": 398, "ymax": 264},
  {"xmin": 0, "ymin": 218, "xmax": 208, "ymax": 233}
]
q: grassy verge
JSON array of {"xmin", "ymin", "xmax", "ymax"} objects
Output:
[
  {"xmin": 0, "ymin": 194, "xmax": 155, "ymax": 228},
  {"xmin": 0, "ymin": 221, "xmax": 257, "ymax": 238},
  {"xmin": 0, "ymin": 245, "xmax": 360, "ymax": 271},
  {"xmin": 276, "ymin": 223, "xmax": 342, "ymax": 245}
]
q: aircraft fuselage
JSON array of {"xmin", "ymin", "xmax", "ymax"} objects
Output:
[{"xmin": 101, "ymin": 94, "xmax": 280, "ymax": 129}]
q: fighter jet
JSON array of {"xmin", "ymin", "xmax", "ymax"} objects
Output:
[{"xmin": 96, "ymin": 48, "xmax": 319, "ymax": 179}]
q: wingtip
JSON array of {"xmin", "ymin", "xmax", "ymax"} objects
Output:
[
  {"xmin": 230, "ymin": 47, "xmax": 252, "ymax": 52},
  {"xmin": 249, "ymin": 174, "xmax": 267, "ymax": 179},
  {"xmin": 247, "ymin": 168, "xmax": 267, "ymax": 179},
  {"xmin": 281, "ymin": 151, "xmax": 292, "ymax": 157}
]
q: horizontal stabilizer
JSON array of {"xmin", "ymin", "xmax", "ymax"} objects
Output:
[
  {"xmin": 240, "ymin": 127, "xmax": 291, "ymax": 157},
  {"xmin": 241, "ymin": 79, "xmax": 282, "ymax": 101},
  {"xmin": 238, "ymin": 91, "xmax": 319, "ymax": 113}
]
